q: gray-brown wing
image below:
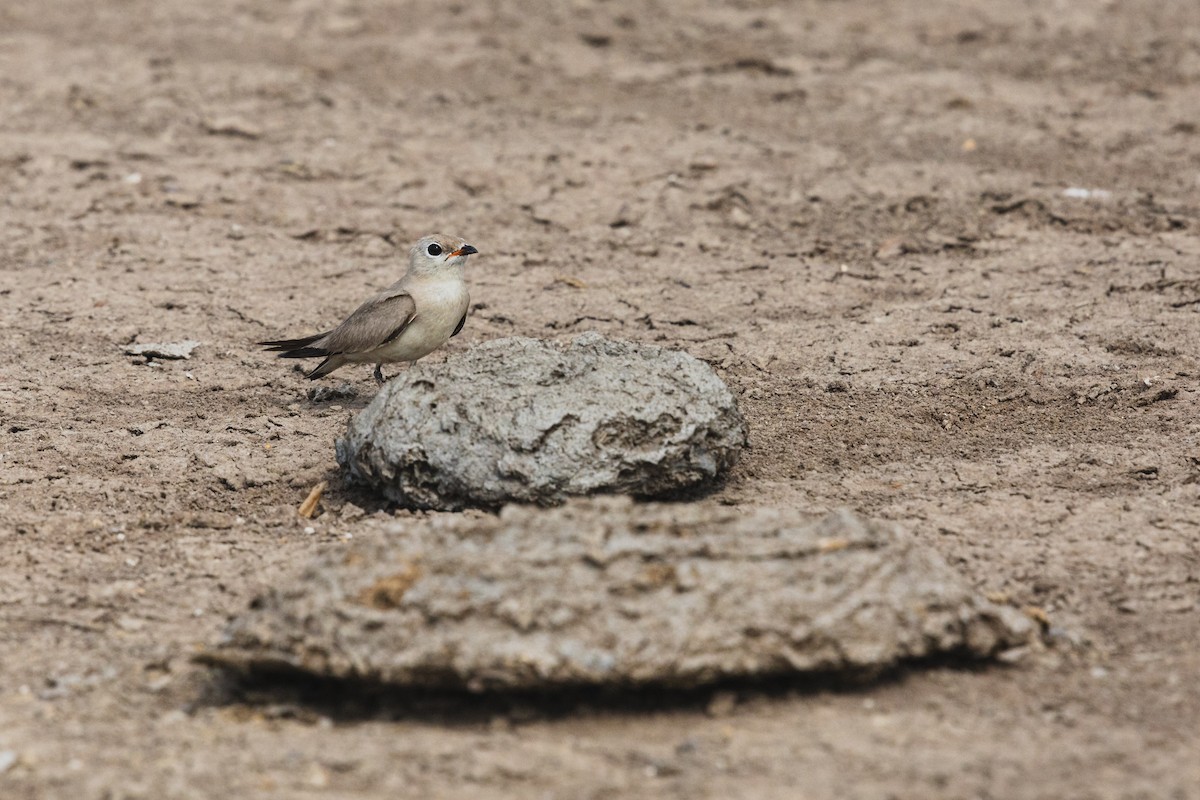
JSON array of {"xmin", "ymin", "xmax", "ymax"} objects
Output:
[
  {"xmin": 318, "ymin": 292, "xmax": 416, "ymax": 355},
  {"xmin": 451, "ymin": 290, "xmax": 470, "ymax": 338}
]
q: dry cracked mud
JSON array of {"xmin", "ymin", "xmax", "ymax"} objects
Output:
[{"xmin": 2, "ymin": 1, "xmax": 1200, "ymax": 798}]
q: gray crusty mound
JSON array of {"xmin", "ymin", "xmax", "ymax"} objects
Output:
[
  {"xmin": 335, "ymin": 334, "xmax": 748, "ymax": 510},
  {"xmin": 199, "ymin": 498, "xmax": 1033, "ymax": 691}
]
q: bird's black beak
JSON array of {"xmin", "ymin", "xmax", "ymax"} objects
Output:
[{"xmin": 455, "ymin": 244, "xmax": 479, "ymax": 256}]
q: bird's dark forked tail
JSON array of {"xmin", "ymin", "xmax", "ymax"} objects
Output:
[
  {"xmin": 258, "ymin": 332, "xmax": 341, "ymax": 379},
  {"xmin": 258, "ymin": 333, "xmax": 327, "ymax": 356}
]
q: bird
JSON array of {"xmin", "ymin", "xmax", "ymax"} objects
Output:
[{"xmin": 259, "ymin": 233, "xmax": 478, "ymax": 383}]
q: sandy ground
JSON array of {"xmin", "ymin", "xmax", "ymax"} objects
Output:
[{"xmin": 2, "ymin": 0, "xmax": 1200, "ymax": 797}]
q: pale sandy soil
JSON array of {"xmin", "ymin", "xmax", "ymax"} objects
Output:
[{"xmin": 2, "ymin": 1, "xmax": 1199, "ymax": 798}]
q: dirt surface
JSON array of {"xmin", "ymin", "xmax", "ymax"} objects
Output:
[{"xmin": 2, "ymin": 0, "xmax": 1199, "ymax": 797}]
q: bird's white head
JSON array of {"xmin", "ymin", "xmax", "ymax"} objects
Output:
[{"xmin": 408, "ymin": 233, "xmax": 478, "ymax": 277}]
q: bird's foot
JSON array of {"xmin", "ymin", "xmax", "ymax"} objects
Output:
[{"xmin": 373, "ymin": 364, "xmax": 385, "ymax": 385}]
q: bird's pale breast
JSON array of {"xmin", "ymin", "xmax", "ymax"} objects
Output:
[{"xmin": 368, "ymin": 278, "xmax": 468, "ymax": 363}]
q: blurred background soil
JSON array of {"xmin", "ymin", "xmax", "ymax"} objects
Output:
[{"xmin": 1, "ymin": 1, "xmax": 1199, "ymax": 797}]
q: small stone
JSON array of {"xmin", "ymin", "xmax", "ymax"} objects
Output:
[
  {"xmin": 727, "ymin": 205, "xmax": 752, "ymax": 227},
  {"xmin": 164, "ymin": 194, "xmax": 202, "ymax": 209},
  {"xmin": 305, "ymin": 763, "xmax": 330, "ymax": 788},
  {"xmin": 203, "ymin": 117, "xmax": 263, "ymax": 139},
  {"xmin": 875, "ymin": 236, "xmax": 908, "ymax": 260},
  {"xmin": 339, "ymin": 503, "xmax": 366, "ymax": 521},
  {"xmin": 307, "ymin": 382, "xmax": 358, "ymax": 403}
]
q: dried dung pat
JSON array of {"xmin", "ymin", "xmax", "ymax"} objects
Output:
[
  {"xmin": 198, "ymin": 499, "xmax": 1032, "ymax": 691},
  {"xmin": 336, "ymin": 334, "xmax": 748, "ymax": 510}
]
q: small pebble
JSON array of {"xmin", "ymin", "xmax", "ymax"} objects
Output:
[{"xmin": 1062, "ymin": 187, "xmax": 1112, "ymax": 200}]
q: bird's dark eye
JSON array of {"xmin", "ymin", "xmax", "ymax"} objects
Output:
[{"xmin": 427, "ymin": 243, "xmax": 443, "ymax": 256}]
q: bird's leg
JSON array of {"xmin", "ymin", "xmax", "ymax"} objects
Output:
[{"xmin": 373, "ymin": 363, "xmax": 385, "ymax": 385}]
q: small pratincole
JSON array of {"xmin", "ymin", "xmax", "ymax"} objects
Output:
[{"xmin": 259, "ymin": 233, "xmax": 478, "ymax": 383}]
